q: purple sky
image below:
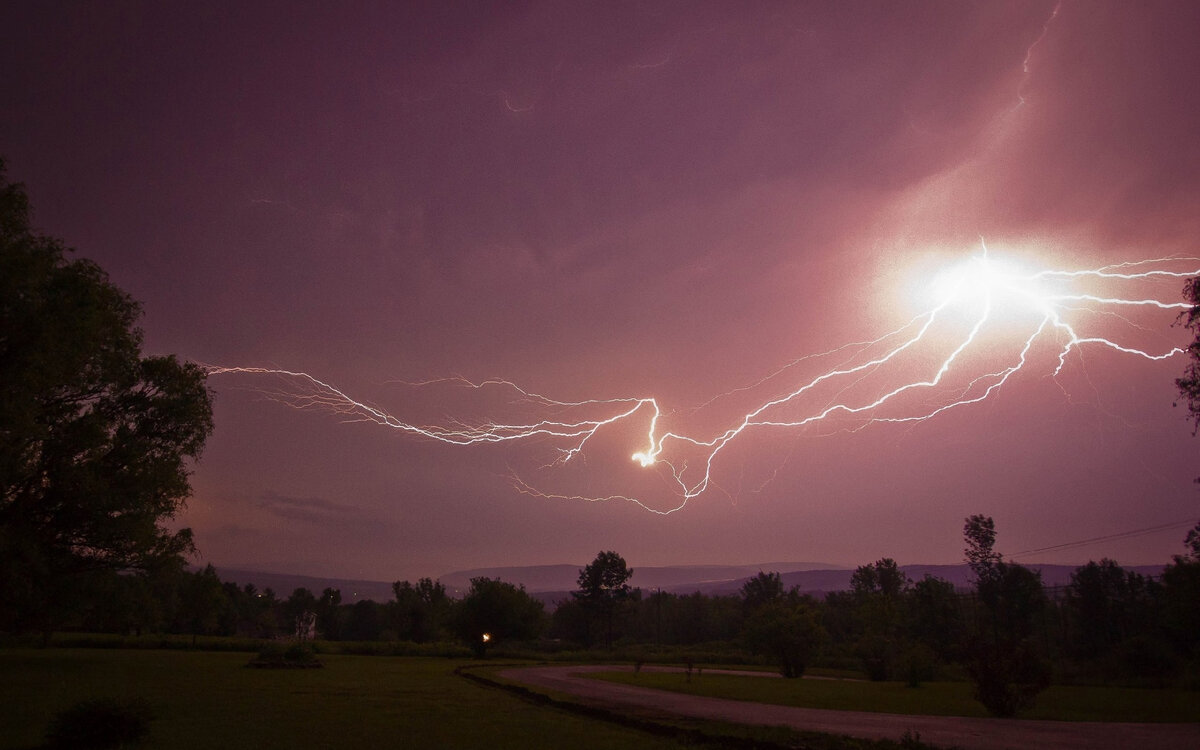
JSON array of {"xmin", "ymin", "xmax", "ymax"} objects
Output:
[{"xmin": 3, "ymin": 1, "xmax": 1199, "ymax": 581}]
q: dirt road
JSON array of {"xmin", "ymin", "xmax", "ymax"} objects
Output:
[{"xmin": 498, "ymin": 665, "xmax": 1200, "ymax": 750}]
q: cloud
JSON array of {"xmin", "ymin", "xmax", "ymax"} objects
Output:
[{"xmin": 255, "ymin": 491, "xmax": 359, "ymax": 525}]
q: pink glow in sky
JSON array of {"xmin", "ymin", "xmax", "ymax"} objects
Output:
[{"xmin": 3, "ymin": 2, "xmax": 1199, "ymax": 580}]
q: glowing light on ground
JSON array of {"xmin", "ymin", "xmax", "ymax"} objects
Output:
[{"xmin": 206, "ymin": 249, "xmax": 1199, "ymax": 515}]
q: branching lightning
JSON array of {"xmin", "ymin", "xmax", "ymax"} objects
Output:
[{"xmin": 206, "ymin": 249, "xmax": 1199, "ymax": 515}]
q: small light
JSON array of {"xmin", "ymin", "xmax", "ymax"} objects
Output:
[{"xmin": 481, "ymin": 632, "xmax": 491, "ymax": 643}]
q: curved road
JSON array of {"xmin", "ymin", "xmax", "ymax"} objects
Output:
[{"xmin": 498, "ymin": 665, "xmax": 1200, "ymax": 750}]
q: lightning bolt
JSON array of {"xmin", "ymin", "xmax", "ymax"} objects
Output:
[
  {"xmin": 1016, "ymin": 0, "xmax": 1063, "ymax": 109},
  {"xmin": 206, "ymin": 249, "xmax": 1199, "ymax": 515}
]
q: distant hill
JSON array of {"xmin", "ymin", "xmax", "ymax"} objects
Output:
[{"xmin": 211, "ymin": 561, "xmax": 1170, "ymax": 605}]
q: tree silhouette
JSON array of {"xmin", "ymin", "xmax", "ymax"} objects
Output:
[
  {"xmin": 740, "ymin": 571, "xmax": 783, "ymax": 612},
  {"xmin": 850, "ymin": 558, "xmax": 910, "ymax": 680},
  {"xmin": 0, "ymin": 160, "xmax": 213, "ymax": 636},
  {"xmin": 1161, "ymin": 521, "xmax": 1200, "ymax": 657},
  {"xmin": 1175, "ymin": 278, "xmax": 1200, "ymax": 434},
  {"xmin": 392, "ymin": 577, "xmax": 450, "ymax": 642},
  {"xmin": 573, "ymin": 550, "xmax": 633, "ymax": 648},
  {"xmin": 961, "ymin": 515, "xmax": 1050, "ymax": 717},
  {"xmin": 743, "ymin": 598, "xmax": 827, "ymax": 678},
  {"xmin": 455, "ymin": 577, "xmax": 544, "ymax": 657}
]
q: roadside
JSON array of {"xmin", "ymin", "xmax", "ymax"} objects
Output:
[{"xmin": 497, "ymin": 665, "xmax": 1200, "ymax": 750}]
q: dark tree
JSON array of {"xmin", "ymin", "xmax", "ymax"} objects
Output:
[
  {"xmin": 548, "ymin": 597, "xmax": 591, "ymax": 646},
  {"xmin": 82, "ymin": 568, "xmax": 160, "ymax": 636},
  {"xmin": 851, "ymin": 558, "xmax": 909, "ymax": 598},
  {"xmin": 233, "ymin": 584, "xmax": 280, "ymax": 639},
  {"xmin": 455, "ymin": 577, "xmax": 544, "ymax": 657},
  {"xmin": 907, "ymin": 574, "xmax": 964, "ymax": 662},
  {"xmin": 740, "ymin": 571, "xmax": 783, "ymax": 612},
  {"xmin": 1066, "ymin": 559, "xmax": 1157, "ymax": 659},
  {"xmin": 177, "ymin": 564, "xmax": 231, "ymax": 645},
  {"xmin": 317, "ymin": 587, "xmax": 342, "ymax": 640},
  {"xmin": 743, "ymin": 599, "xmax": 828, "ymax": 678},
  {"xmin": 963, "ymin": 514, "xmax": 1001, "ymax": 582},
  {"xmin": 1160, "ymin": 521, "xmax": 1200, "ymax": 657},
  {"xmin": 343, "ymin": 599, "xmax": 385, "ymax": 642},
  {"xmin": 284, "ymin": 588, "xmax": 318, "ymax": 640},
  {"xmin": 1175, "ymin": 278, "xmax": 1200, "ymax": 433},
  {"xmin": 961, "ymin": 516, "xmax": 1050, "ymax": 717},
  {"xmin": 0, "ymin": 161, "xmax": 213, "ymax": 635},
  {"xmin": 1185, "ymin": 520, "xmax": 1200, "ymax": 559},
  {"xmin": 392, "ymin": 577, "xmax": 450, "ymax": 642},
  {"xmin": 850, "ymin": 558, "xmax": 910, "ymax": 680},
  {"xmin": 573, "ymin": 550, "xmax": 634, "ymax": 647}
]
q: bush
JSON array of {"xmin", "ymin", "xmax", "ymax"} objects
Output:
[
  {"xmin": 247, "ymin": 641, "xmax": 323, "ymax": 668},
  {"xmin": 899, "ymin": 643, "xmax": 938, "ymax": 687},
  {"xmin": 44, "ymin": 697, "xmax": 153, "ymax": 749},
  {"xmin": 967, "ymin": 640, "xmax": 1050, "ymax": 717}
]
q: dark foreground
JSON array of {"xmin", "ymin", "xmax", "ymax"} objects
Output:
[{"xmin": 500, "ymin": 665, "xmax": 1200, "ymax": 750}]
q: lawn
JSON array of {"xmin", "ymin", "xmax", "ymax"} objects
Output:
[
  {"xmin": 587, "ymin": 669, "xmax": 1200, "ymax": 723},
  {"xmin": 0, "ymin": 649, "xmax": 690, "ymax": 750}
]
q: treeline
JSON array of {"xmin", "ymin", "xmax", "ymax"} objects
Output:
[
  {"xmin": 554, "ymin": 518, "xmax": 1200, "ymax": 715},
  {"xmin": 2, "ymin": 564, "xmax": 537, "ymax": 653},
  {"xmin": 8, "ymin": 517, "xmax": 1199, "ymax": 714}
]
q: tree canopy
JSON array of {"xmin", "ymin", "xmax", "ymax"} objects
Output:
[
  {"xmin": 454, "ymin": 577, "xmax": 544, "ymax": 656},
  {"xmin": 573, "ymin": 550, "xmax": 634, "ymax": 647},
  {"xmin": 740, "ymin": 571, "xmax": 784, "ymax": 611},
  {"xmin": 0, "ymin": 159, "xmax": 213, "ymax": 633}
]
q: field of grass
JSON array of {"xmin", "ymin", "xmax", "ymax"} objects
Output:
[
  {"xmin": 0, "ymin": 649, "xmax": 691, "ymax": 750},
  {"xmin": 587, "ymin": 670, "xmax": 1200, "ymax": 723}
]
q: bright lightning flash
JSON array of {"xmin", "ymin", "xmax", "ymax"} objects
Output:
[{"xmin": 206, "ymin": 249, "xmax": 1199, "ymax": 515}]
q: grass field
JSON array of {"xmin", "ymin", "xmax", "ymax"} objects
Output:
[
  {"xmin": 0, "ymin": 649, "xmax": 691, "ymax": 750},
  {"xmin": 587, "ymin": 669, "xmax": 1200, "ymax": 723}
]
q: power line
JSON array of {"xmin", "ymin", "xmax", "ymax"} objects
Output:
[{"xmin": 1009, "ymin": 518, "xmax": 1196, "ymax": 559}]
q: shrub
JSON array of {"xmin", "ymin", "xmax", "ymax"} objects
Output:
[
  {"xmin": 247, "ymin": 641, "xmax": 323, "ymax": 668},
  {"xmin": 44, "ymin": 697, "xmax": 153, "ymax": 749},
  {"xmin": 899, "ymin": 643, "xmax": 939, "ymax": 687},
  {"xmin": 967, "ymin": 640, "xmax": 1050, "ymax": 717}
]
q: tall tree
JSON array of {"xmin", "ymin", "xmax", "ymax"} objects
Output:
[
  {"xmin": 1160, "ymin": 521, "xmax": 1200, "ymax": 656},
  {"xmin": 1065, "ymin": 559, "xmax": 1158, "ymax": 660},
  {"xmin": 0, "ymin": 161, "xmax": 213, "ymax": 635},
  {"xmin": 573, "ymin": 550, "xmax": 634, "ymax": 648},
  {"xmin": 907, "ymin": 574, "xmax": 963, "ymax": 662},
  {"xmin": 1175, "ymin": 278, "xmax": 1200, "ymax": 433},
  {"xmin": 963, "ymin": 514, "xmax": 1001, "ymax": 582},
  {"xmin": 317, "ymin": 587, "xmax": 342, "ymax": 640},
  {"xmin": 177, "ymin": 564, "xmax": 230, "ymax": 645},
  {"xmin": 961, "ymin": 516, "xmax": 1050, "ymax": 717},
  {"xmin": 850, "ymin": 558, "xmax": 910, "ymax": 680},
  {"xmin": 392, "ymin": 577, "xmax": 450, "ymax": 642}
]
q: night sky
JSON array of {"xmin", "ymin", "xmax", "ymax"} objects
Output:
[{"xmin": 3, "ymin": 1, "xmax": 1199, "ymax": 581}]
